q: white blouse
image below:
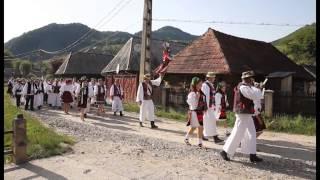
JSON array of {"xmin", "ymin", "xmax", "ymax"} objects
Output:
[{"xmin": 186, "ymin": 92, "xmax": 199, "ymax": 110}]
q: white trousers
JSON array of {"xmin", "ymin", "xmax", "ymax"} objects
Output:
[
  {"xmin": 139, "ymin": 100, "xmax": 155, "ymax": 122},
  {"xmin": 34, "ymin": 93, "xmax": 44, "ymax": 107},
  {"xmin": 223, "ymin": 114, "xmax": 256, "ymax": 156},
  {"xmin": 48, "ymin": 93, "xmax": 61, "ymax": 107},
  {"xmin": 203, "ymin": 107, "xmax": 218, "ymax": 136},
  {"xmin": 112, "ymin": 96, "xmax": 123, "ymax": 112}
]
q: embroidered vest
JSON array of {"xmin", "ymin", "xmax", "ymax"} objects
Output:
[
  {"xmin": 233, "ymin": 82, "xmax": 254, "ymax": 114},
  {"xmin": 53, "ymin": 82, "xmax": 60, "ymax": 93},
  {"xmin": 113, "ymin": 85, "xmax": 121, "ymax": 96},
  {"xmin": 27, "ymin": 82, "xmax": 34, "ymax": 94},
  {"xmin": 205, "ymin": 81, "xmax": 215, "ymax": 107},
  {"xmin": 142, "ymin": 82, "xmax": 152, "ymax": 100},
  {"xmin": 196, "ymin": 90, "xmax": 208, "ymax": 112},
  {"xmin": 98, "ymin": 85, "xmax": 105, "ymax": 96}
]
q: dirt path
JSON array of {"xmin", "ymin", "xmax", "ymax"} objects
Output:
[{"xmin": 4, "ymin": 106, "xmax": 316, "ymax": 180}]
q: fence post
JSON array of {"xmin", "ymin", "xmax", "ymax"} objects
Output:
[
  {"xmin": 264, "ymin": 90, "xmax": 274, "ymax": 117},
  {"xmin": 12, "ymin": 114, "xmax": 28, "ymax": 164}
]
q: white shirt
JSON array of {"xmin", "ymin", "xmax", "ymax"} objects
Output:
[
  {"xmin": 75, "ymin": 84, "xmax": 94, "ymax": 97},
  {"xmin": 22, "ymin": 82, "xmax": 36, "ymax": 95},
  {"xmin": 187, "ymin": 92, "xmax": 199, "ymax": 110},
  {"xmin": 94, "ymin": 84, "xmax": 107, "ymax": 96},
  {"xmin": 60, "ymin": 84, "xmax": 75, "ymax": 96},
  {"xmin": 239, "ymin": 83, "xmax": 261, "ymax": 115},
  {"xmin": 109, "ymin": 84, "xmax": 123, "ymax": 97},
  {"xmin": 136, "ymin": 76, "xmax": 162, "ymax": 102},
  {"xmin": 201, "ymin": 80, "xmax": 214, "ymax": 108},
  {"xmin": 13, "ymin": 83, "xmax": 24, "ymax": 95}
]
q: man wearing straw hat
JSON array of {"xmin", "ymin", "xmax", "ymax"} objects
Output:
[
  {"xmin": 12, "ymin": 78, "xmax": 24, "ymax": 108},
  {"xmin": 22, "ymin": 77, "xmax": 36, "ymax": 111},
  {"xmin": 220, "ymin": 71, "xmax": 263, "ymax": 163},
  {"xmin": 201, "ymin": 72, "xmax": 224, "ymax": 143},
  {"xmin": 136, "ymin": 73, "xmax": 163, "ymax": 128}
]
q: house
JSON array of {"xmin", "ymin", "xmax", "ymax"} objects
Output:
[
  {"xmin": 101, "ymin": 37, "xmax": 186, "ymax": 102},
  {"xmin": 55, "ymin": 52, "xmax": 114, "ymax": 78},
  {"xmin": 165, "ymin": 28, "xmax": 315, "ymax": 114}
]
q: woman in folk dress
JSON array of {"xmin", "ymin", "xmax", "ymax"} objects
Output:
[
  {"xmin": 60, "ymin": 79, "xmax": 74, "ymax": 114},
  {"xmin": 215, "ymin": 81, "xmax": 231, "ymax": 136},
  {"xmin": 94, "ymin": 78, "xmax": 107, "ymax": 115},
  {"xmin": 184, "ymin": 77, "xmax": 207, "ymax": 148},
  {"xmin": 76, "ymin": 77, "xmax": 93, "ymax": 121}
]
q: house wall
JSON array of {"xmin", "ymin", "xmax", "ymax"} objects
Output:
[
  {"xmin": 104, "ymin": 74, "xmax": 138, "ymax": 103},
  {"xmin": 280, "ymin": 75, "xmax": 293, "ymax": 95}
]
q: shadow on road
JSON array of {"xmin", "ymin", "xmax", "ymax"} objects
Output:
[{"xmin": 5, "ymin": 162, "xmax": 67, "ymax": 180}]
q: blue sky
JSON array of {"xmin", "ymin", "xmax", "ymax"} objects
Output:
[{"xmin": 4, "ymin": 0, "xmax": 316, "ymax": 43}]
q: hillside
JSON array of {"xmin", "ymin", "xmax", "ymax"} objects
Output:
[
  {"xmin": 272, "ymin": 23, "xmax": 316, "ymax": 65},
  {"xmin": 4, "ymin": 23, "xmax": 197, "ymax": 61}
]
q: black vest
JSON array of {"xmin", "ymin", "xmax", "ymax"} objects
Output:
[{"xmin": 233, "ymin": 82, "xmax": 254, "ymax": 114}]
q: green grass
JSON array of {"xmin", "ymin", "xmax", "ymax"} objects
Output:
[
  {"xmin": 123, "ymin": 103, "xmax": 316, "ymax": 136},
  {"xmin": 4, "ymin": 88, "xmax": 75, "ymax": 163}
]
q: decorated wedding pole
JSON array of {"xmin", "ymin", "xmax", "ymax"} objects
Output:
[{"xmin": 139, "ymin": 0, "xmax": 152, "ymax": 83}]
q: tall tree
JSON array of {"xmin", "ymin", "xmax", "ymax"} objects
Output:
[{"xmin": 19, "ymin": 61, "xmax": 32, "ymax": 76}]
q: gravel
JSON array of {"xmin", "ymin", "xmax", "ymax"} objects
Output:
[{"xmin": 27, "ymin": 109, "xmax": 316, "ymax": 180}]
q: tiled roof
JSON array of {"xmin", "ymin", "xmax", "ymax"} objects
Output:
[{"xmin": 166, "ymin": 28, "xmax": 313, "ymax": 80}]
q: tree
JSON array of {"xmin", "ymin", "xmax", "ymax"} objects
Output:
[
  {"xmin": 19, "ymin": 61, "xmax": 32, "ymax": 76},
  {"xmin": 4, "ymin": 48, "xmax": 13, "ymax": 57},
  {"xmin": 13, "ymin": 60, "xmax": 23, "ymax": 75}
]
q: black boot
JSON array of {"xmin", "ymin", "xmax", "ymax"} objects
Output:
[
  {"xmin": 220, "ymin": 150, "xmax": 230, "ymax": 161},
  {"xmin": 213, "ymin": 135, "xmax": 224, "ymax": 144},
  {"xmin": 202, "ymin": 136, "xmax": 209, "ymax": 141},
  {"xmin": 120, "ymin": 111, "xmax": 123, "ymax": 116},
  {"xmin": 150, "ymin": 121, "xmax": 158, "ymax": 129},
  {"xmin": 113, "ymin": 112, "xmax": 116, "ymax": 116},
  {"xmin": 139, "ymin": 122, "xmax": 144, "ymax": 127},
  {"xmin": 250, "ymin": 154, "xmax": 263, "ymax": 163},
  {"xmin": 84, "ymin": 113, "xmax": 87, "ymax": 118}
]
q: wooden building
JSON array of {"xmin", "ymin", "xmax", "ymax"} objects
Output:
[{"xmin": 164, "ymin": 28, "xmax": 315, "ymax": 114}]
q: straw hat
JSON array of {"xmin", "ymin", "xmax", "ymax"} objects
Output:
[
  {"xmin": 241, "ymin": 71, "xmax": 254, "ymax": 79},
  {"xmin": 206, "ymin": 72, "xmax": 216, "ymax": 78},
  {"xmin": 143, "ymin": 73, "xmax": 151, "ymax": 80}
]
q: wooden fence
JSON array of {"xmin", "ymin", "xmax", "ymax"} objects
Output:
[
  {"xmin": 273, "ymin": 93, "xmax": 316, "ymax": 115},
  {"xmin": 4, "ymin": 114, "xmax": 28, "ymax": 164}
]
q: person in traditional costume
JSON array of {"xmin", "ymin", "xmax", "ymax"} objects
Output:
[
  {"xmin": 60, "ymin": 79, "xmax": 74, "ymax": 114},
  {"xmin": 220, "ymin": 71, "xmax": 263, "ymax": 163},
  {"xmin": 76, "ymin": 76, "xmax": 93, "ymax": 121},
  {"xmin": 94, "ymin": 78, "xmax": 107, "ymax": 115},
  {"xmin": 43, "ymin": 78, "xmax": 48, "ymax": 105},
  {"xmin": 184, "ymin": 77, "xmax": 207, "ymax": 148},
  {"xmin": 12, "ymin": 78, "xmax": 24, "ymax": 108},
  {"xmin": 51, "ymin": 79, "xmax": 62, "ymax": 109},
  {"xmin": 20, "ymin": 79, "xmax": 26, "ymax": 106},
  {"xmin": 22, "ymin": 78, "xmax": 36, "ymax": 111},
  {"xmin": 7, "ymin": 77, "xmax": 14, "ymax": 97},
  {"xmin": 154, "ymin": 42, "xmax": 173, "ymax": 76},
  {"xmin": 201, "ymin": 72, "xmax": 224, "ymax": 143},
  {"xmin": 136, "ymin": 73, "xmax": 163, "ymax": 128},
  {"xmin": 71, "ymin": 77, "xmax": 79, "ymax": 109},
  {"xmin": 34, "ymin": 78, "xmax": 45, "ymax": 110},
  {"xmin": 89, "ymin": 78, "xmax": 97, "ymax": 107},
  {"xmin": 215, "ymin": 81, "xmax": 231, "ymax": 136},
  {"xmin": 110, "ymin": 78, "xmax": 124, "ymax": 116}
]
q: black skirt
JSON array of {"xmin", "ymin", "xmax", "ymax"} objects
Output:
[
  {"xmin": 62, "ymin": 91, "xmax": 73, "ymax": 103},
  {"xmin": 77, "ymin": 95, "xmax": 88, "ymax": 108}
]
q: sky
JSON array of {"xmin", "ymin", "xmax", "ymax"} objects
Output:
[{"xmin": 4, "ymin": 0, "xmax": 316, "ymax": 43}]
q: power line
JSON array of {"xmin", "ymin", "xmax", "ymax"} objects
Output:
[
  {"xmin": 152, "ymin": 18, "xmax": 306, "ymax": 27},
  {"xmin": 4, "ymin": 0, "xmax": 132, "ymax": 59}
]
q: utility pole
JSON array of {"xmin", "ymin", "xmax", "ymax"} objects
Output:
[{"xmin": 139, "ymin": 0, "xmax": 152, "ymax": 83}]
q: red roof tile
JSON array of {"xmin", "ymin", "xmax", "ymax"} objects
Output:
[{"xmin": 166, "ymin": 28, "xmax": 313, "ymax": 80}]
